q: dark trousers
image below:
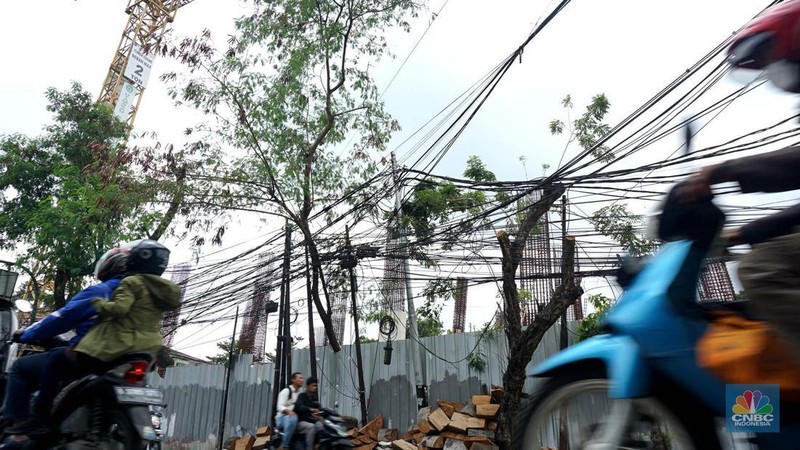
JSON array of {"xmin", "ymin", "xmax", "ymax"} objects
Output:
[
  {"xmin": 738, "ymin": 232, "xmax": 800, "ymax": 360},
  {"xmin": 2, "ymin": 351, "xmax": 52, "ymax": 421}
]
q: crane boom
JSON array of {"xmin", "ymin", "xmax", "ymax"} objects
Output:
[{"xmin": 98, "ymin": 0, "xmax": 193, "ymax": 130}]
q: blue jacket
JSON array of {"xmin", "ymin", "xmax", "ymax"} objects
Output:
[{"xmin": 20, "ymin": 276, "xmax": 123, "ymax": 346}]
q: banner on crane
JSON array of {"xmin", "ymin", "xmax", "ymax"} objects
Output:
[
  {"xmin": 124, "ymin": 44, "xmax": 154, "ymax": 89},
  {"xmin": 114, "ymin": 82, "xmax": 136, "ymax": 122}
]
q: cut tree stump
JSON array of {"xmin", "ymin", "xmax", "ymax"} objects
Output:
[{"xmin": 428, "ymin": 409, "xmax": 451, "ymax": 432}]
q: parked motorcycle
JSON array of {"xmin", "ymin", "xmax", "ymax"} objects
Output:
[{"xmin": 516, "ymin": 179, "xmax": 800, "ymax": 448}]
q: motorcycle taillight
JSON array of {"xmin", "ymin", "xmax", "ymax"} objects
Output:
[{"xmin": 125, "ymin": 361, "xmax": 150, "ymax": 384}]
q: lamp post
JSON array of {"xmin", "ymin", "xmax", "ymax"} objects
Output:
[
  {"xmin": 0, "ymin": 261, "xmax": 40, "ymax": 321},
  {"xmin": 0, "ymin": 268, "xmax": 18, "ymax": 302}
]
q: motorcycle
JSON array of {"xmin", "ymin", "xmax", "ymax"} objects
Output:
[
  {"xmin": 1, "ymin": 347, "xmax": 165, "ymax": 449},
  {"xmin": 516, "ymin": 181, "xmax": 800, "ymax": 449},
  {"xmin": 270, "ymin": 407, "xmax": 353, "ymax": 450}
]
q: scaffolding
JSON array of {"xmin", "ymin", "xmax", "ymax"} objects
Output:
[
  {"xmin": 698, "ymin": 258, "xmax": 736, "ymax": 301},
  {"xmin": 452, "ymin": 277, "xmax": 468, "ymax": 333},
  {"xmin": 324, "ymin": 292, "xmax": 348, "ymax": 347},
  {"xmin": 237, "ymin": 252, "xmax": 276, "ymax": 361},
  {"xmin": 516, "ymin": 191, "xmax": 584, "ymax": 324}
]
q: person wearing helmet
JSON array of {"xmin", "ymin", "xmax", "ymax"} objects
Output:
[
  {"xmin": 73, "ymin": 239, "xmax": 182, "ymax": 364},
  {"xmin": 0, "ymin": 247, "xmax": 127, "ymax": 443},
  {"xmin": 15, "ymin": 239, "xmax": 182, "ymax": 439},
  {"xmin": 681, "ymin": 0, "xmax": 800, "ymax": 360}
]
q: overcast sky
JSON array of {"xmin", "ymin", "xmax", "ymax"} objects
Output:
[{"xmin": 0, "ymin": 0, "xmax": 793, "ymax": 359}]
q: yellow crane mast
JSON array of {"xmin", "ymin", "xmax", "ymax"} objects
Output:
[{"xmin": 97, "ymin": 0, "xmax": 196, "ymax": 129}]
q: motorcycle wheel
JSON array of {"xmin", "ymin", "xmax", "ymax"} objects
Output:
[{"xmin": 515, "ymin": 369, "xmax": 710, "ymax": 450}]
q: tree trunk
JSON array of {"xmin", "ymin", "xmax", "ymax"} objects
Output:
[
  {"xmin": 53, "ymin": 268, "xmax": 70, "ymax": 309},
  {"xmin": 300, "ymin": 225, "xmax": 342, "ymax": 352},
  {"xmin": 492, "ymin": 184, "xmax": 586, "ymax": 450}
]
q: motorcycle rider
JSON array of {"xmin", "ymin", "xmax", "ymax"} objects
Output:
[
  {"xmin": 0, "ymin": 246, "xmax": 127, "ymax": 446},
  {"xmin": 275, "ymin": 372, "xmax": 304, "ymax": 450},
  {"xmin": 22, "ymin": 239, "xmax": 181, "ymax": 436},
  {"xmin": 293, "ymin": 376, "xmax": 320, "ymax": 450},
  {"xmin": 681, "ymin": 0, "xmax": 800, "ymax": 362}
]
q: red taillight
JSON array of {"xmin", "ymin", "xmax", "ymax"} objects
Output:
[{"xmin": 124, "ymin": 361, "xmax": 150, "ymax": 384}]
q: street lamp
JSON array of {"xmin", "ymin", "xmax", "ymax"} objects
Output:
[
  {"xmin": 0, "ymin": 268, "xmax": 18, "ymax": 301},
  {"xmin": 0, "ymin": 261, "xmax": 39, "ymax": 321}
]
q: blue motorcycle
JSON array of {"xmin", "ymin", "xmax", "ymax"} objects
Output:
[{"xmin": 518, "ymin": 183, "xmax": 800, "ymax": 449}]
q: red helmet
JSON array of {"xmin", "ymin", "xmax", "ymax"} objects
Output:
[
  {"xmin": 728, "ymin": 0, "xmax": 800, "ymax": 92},
  {"xmin": 94, "ymin": 247, "xmax": 129, "ymax": 282}
]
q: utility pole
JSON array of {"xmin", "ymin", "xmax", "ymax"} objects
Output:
[
  {"xmin": 342, "ymin": 225, "xmax": 368, "ymax": 424},
  {"xmin": 270, "ymin": 223, "xmax": 292, "ymax": 425},
  {"xmin": 560, "ymin": 195, "xmax": 569, "ymax": 350},
  {"xmin": 217, "ymin": 304, "xmax": 240, "ymax": 450},
  {"xmin": 305, "ymin": 243, "xmax": 318, "ymax": 379},
  {"xmin": 281, "ymin": 224, "xmax": 293, "ymax": 388},
  {"xmin": 390, "ymin": 152, "xmax": 427, "ymax": 409}
]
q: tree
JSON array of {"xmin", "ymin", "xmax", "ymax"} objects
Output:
[
  {"xmin": 0, "ymin": 83, "xmax": 175, "ymax": 307},
  {"xmin": 589, "ymin": 204, "xmax": 659, "ymax": 256},
  {"xmin": 576, "ymin": 293, "xmax": 614, "ymax": 341},
  {"xmin": 549, "ymin": 93, "xmax": 613, "ymax": 163},
  {"xmin": 207, "ymin": 339, "xmax": 238, "ymax": 365},
  {"xmin": 165, "ymin": 0, "xmax": 422, "ymax": 352}
]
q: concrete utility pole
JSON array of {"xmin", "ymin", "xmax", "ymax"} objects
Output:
[
  {"xmin": 342, "ymin": 225, "xmax": 368, "ymax": 424},
  {"xmin": 560, "ymin": 196, "xmax": 569, "ymax": 350},
  {"xmin": 270, "ymin": 223, "xmax": 293, "ymax": 425},
  {"xmin": 217, "ymin": 304, "xmax": 239, "ymax": 450},
  {"xmin": 390, "ymin": 152, "xmax": 427, "ymax": 409}
]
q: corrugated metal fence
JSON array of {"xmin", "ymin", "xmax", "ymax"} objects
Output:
[{"xmin": 148, "ymin": 324, "xmax": 576, "ymax": 444}]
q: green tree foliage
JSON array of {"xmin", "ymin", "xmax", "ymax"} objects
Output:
[
  {"xmin": 165, "ymin": 0, "xmax": 422, "ymax": 351},
  {"xmin": 576, "ymin": 294, "xmax": 614, "ymax": 341},
  {"xmin": 549, "ymin": 93, "xmax": 613, "ymax": 162},
  {"xmin": 0, "ymin": 83, "xmax": 177, "ymax": 307},
  {"xmin": 589, "ymin": 204, "xmax": 659, "ymax": 256},
  {"xmin": 208, "ymin": 339, "xmax": 238, "ymax": 365}
]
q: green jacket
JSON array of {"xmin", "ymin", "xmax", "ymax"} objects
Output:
[{"xmin": 76, "ymin": 274, "xmax": 182, "ymax": 362}]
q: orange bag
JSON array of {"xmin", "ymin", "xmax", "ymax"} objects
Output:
[{"xmin": 696, "ymin": 311, "xmax": 800, "ymax": 401}]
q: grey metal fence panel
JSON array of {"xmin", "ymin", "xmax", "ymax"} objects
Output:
[{"xmin": 148, "ymin": 326, "xmax": 570, "ymax": 443}]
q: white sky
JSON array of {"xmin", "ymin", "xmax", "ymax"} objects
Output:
[{"xmin": 0, "ymin": 0, "xmax": 794, "ymax": 359}]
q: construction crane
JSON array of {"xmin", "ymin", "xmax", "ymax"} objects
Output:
[
  {"xmin": 20, "ymin": 0, "xmax": 197, "ymax": 313},
  {"xmin": 97, "ymin": 0, "xmax": 196, "ymax": 129}
]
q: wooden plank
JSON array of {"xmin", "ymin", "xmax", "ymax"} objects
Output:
[
  {"xmin": 427, "ymin": 408, "xmax": 451, "ymax": 432},
  {"xmin": 393, "ymin": 440, "xmax": 417, "ymax": 450},
  {"xmin": 438, "ymin": 432, "xmax": 492, "ymax": 444},
  {"xmin": 459, "ymin": 403, "xmax": 476, "ymax": 417},
  {"xmin": 255, "ymin": 426, "xmax": 270, "ymax": 437},
  {"xmin": 446, "ymin": 420, "xmax": 468, "ymax": 434},
  {"xmin": 417, "ymin": 406, "xmax": 432, "ymax": 423},
  {"xmin": 235, "ymin": 435, "xmax": 255, "ymax": 450},
  {"xmin": 467, "ymin": 429, "xmax": 495, "ymax": 439},
  {"xmin": 476, "ymin": 404, "xmax": 500, "ymax": 418},
  {"xmin": 465, "ymin": 417, "xmax": 486, "ymax": 429},
  {"xmin": 379, "ymin": 429, "xmax": 399, "ymax": 442},
  {"xmin": 422, "ymin": 436, "xmax": 445, "ymax": 449},
  {"xmin": 471, "ymin": 395, "xmax": 491, "ymax": 405},
  {"xmin": 252, "ymin": 436, "xmax": 270, "ymax": 450},
  {"xmin": 360, "ymin": 416, "xmax": 384, "ymax": 441},
  {"xmin": 439, "ymin": 403, "xmax": 455, "ymax": 418},
  {"xmin": 418, "ymin": 419, "xmax": 433, "ymax": 435},
  {"xmin": 443, "ymin": 438, "xmax": 468, "ymax": 450},
  {"xmin": 450, "ymin": 413, "xmax": 471, "ymax": 423},
  {"xmin": 470, "ymin": 442, "xmax": 499, "ymax": 450}
]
